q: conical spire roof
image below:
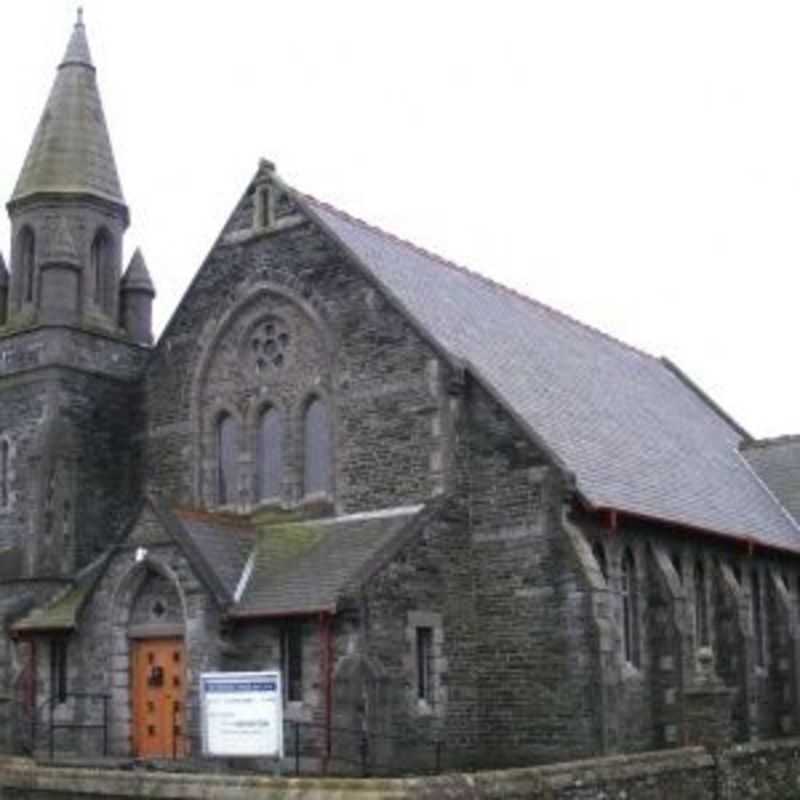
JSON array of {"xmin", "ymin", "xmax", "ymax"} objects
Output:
[
  {"xmin": 121, "ymin": 248, "xmax": 155, "ymax": 294},
  {"xmin": 10, "ymin": 10, "xmax": 125, "ymax": 208}
]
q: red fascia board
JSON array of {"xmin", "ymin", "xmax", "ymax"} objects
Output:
[{"xmin": 588, "ymin": 504, "xmax": 797, "ymax": 558}]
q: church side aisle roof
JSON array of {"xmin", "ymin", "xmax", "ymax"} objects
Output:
[
  {"xmin": 10, "ymin": 12, "xmax": 125, "ymax": 207},
  {"xmin": 298, "ymin": 193, "xmax": 800, "ymax": 552}
]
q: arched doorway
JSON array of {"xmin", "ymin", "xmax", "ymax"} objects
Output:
[{"xmin": 112, "ymin": 560, "xmax": 188, "ymax": 758}]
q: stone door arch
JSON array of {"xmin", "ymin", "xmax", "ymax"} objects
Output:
[{"xmin": 109, "ymin": 558, "xmax": 188, "ymax": 757}]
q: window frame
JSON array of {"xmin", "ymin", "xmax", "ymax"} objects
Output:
[
  {"xmin": 302, "ymin": 395, "xmax": 332, "ymax": 499},
  {"xmin": 621, "ymin": 548, "xmax": 640, "ymax": 668},
  {"xmin": 281, "ymin": 621, "xmax": 303, "ymax": 703},
  {"xmin": 50, "ymin": 637, "xmax": 68, "ymax": 705}
]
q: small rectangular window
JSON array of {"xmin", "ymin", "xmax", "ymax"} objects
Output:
[
  {"xmin": 416, "ymin": 627, "xmax": 434, "ymax": 703},
  {"xmin": 50, "ymin": 638, "xmax": 68, "ymax": 704},
  {"xmin": 282, "ymin": 622, "xmax": 303, "ymax": 702}
]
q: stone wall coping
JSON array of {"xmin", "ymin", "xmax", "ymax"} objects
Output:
[{"xmin": 0, "ymin": 747, "xmax": 713, "ymax": 800}]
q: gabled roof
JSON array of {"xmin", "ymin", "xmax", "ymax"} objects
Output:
[
  {"xmin": 10, "ymin": 13, "xmax": 125, "ymax": 208},
  {"xmin": 297, "ymin": 193, "xmax": 800, "ymax": 552},
  {"xmin": 234, "ymin": 506, "xmax": 426, "ymax": 617},
  {"xmin": 170, "ymin": 507, "xmax": 255, "ymax": 601},
  {"xmin": 741, "ymin": 436, "xmax": 800, "ymax": 529}
]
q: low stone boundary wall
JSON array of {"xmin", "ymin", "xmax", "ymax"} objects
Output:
[{"xmin": 1, "ymin": 739, "xmax": 800, "ymax": 799}]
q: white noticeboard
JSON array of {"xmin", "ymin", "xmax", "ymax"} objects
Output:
[{"xmin": 200, "ymin": 671, "xmax": 283, "ymax": 758}]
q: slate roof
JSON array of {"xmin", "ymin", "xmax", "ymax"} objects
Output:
[
  {"xmin": 12, "ymin": 556, "xmax": 107, "ymax": 633},
  {"xmin": 740, "ymin": 437, "xmax": 800, "ymax": 528},
  {"xmin": 172, "ymin": 509, "xmax": 255, "ymax": 600},
  {"xmin": 234, "ymin": 506, "xmax": 425, "ymax": 617},
  {"xmin": 11, "ymin": 14, "xmax": 125, "ymax": 207},
  {"xmin": 299, "ymin": 194, "xmax": 800, "ymax": 552}
]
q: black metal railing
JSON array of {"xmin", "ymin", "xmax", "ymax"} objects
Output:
[
  {"xmin": 23, "ymin": 695, "xmax": 444, "ymax": 777},
  {"xmin": 45, "ymin": 692, "xmax": 110, "ymax": 760},
  {"xmin": 178, "ymin": 718, "xmax": 445, "ymax": 777}
]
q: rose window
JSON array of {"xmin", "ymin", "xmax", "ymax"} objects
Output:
[{"xmin": 249, "ymin": 319, "xmax": 290, "ymax": 372}]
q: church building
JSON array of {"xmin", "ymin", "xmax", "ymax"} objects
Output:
[{"xmin": 3, "ymin": 13, "xmax": 800, "ymax": 773}]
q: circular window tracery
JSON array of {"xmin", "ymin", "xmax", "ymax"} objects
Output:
[{"xmin": 247, "ymin": 317, "xmax": 291, "ymax": 373}]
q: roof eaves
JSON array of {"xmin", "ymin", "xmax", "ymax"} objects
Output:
[{"xmin": 592, "ymin": 500, "xmax": 800, "ymax": 556}]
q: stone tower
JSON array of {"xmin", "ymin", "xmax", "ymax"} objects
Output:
[{"xmin": 0, "ymin": 12, "xmax": 152, "ymax": 583}]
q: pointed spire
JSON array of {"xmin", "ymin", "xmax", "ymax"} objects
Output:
[
  {"xmin": 121, "ymin": 248, "xmax": 155, "ymax": 294},
  {"xmin": 60, "ymin": 8, "xmax": 93, "ymax": 69},
  {"xmin": 47, "ymin": 218, "xmax": 80, "ymax": 266},
  {"xmin": 0, "ymin": 253, "xmax": 8, "ymax": 288},
  {"xmin": 10, "ymin": 13, "xmax": 125, "ymax": 209}
]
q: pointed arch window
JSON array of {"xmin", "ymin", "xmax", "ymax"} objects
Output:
[
  {"xmin": 621, "ymin": 548, "xmax": 640, "ymax": 668},
  {"xmin": 256, "ymin": 406, "xmax": 284, "ymax": 501},
  {"xmin": 694, "ymin": 560, "xmax": 709, "ymax": 648},
  {"xmin": 592, "ymin": 541, "xmax": 608, "ymax": 581},
  {"xmin": 216, "ymin": 412, "xmax": 239, "ymax": 506},
  {"xmin": 91, "ymin": 230, "xmax": 111, "ymax": 311},
  {"xmin": 18, "ymin": 227, "xmax": 35, "ymax": 305},
  {"xmin": 752, "ymin": 569, "xmax": 765, "ymax": 668},
  {"xmin": 0, "ymin": 440, "xmax": 9, "ymax": 508},
  {"xmin": 303, "ymin": 397, "xmax": 331, "ymax": 497}
]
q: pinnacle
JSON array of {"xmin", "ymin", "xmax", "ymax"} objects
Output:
[
  {"xmin": 121, "ymin": 248, "xmax": 156, "ymax": 294},
  {"xmin": 61, "ymin": 7, "xmax": 93, "ymax": 69}
]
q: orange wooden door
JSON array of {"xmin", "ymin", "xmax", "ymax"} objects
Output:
[{"xmin": 132, "ymin": 638, "xmax": 186, "ymax": 758}]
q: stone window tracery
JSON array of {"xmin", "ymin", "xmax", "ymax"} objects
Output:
[
  {"xmin": 216, "ymin": 412, "xmax": 239, "ymax": 506},
  {"xmin": 752, "ymin": 569, "xmax": 765, "ymax": 668},
  {"xmin": 18, "ymin": 227, "xmax": 35, "ymax": 305},
  {"xmin": 248, "ymin": 317, "xmax": 290, "ymax": 373},
  {"xmin": 303, "ymin": 396, "xmax": 331, "ymax": 497},
  {"xmin": 694, "ymin": 560, "xmax": 709, "ymax": 648},
  {"xmin": 592, "ymin": 540, "xmax": 608, "ymax": 581},
  {"xmin": 622, "ymin": 548, "xmax": 640, "ymax": 668},
  {"xmin": 0, "ymin": 440, "xmax": 9, "ymax": 508},
  {"xmin": 256, "ymin": 406, "xmax": 284, "ymax": 502},
  {"xmin": 91, "ymin": 229, "xmax": 111, "ymax": 312}
]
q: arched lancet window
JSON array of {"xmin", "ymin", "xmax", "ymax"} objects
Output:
[
  {"xmin": 622, "ymin": 548, "xmax": 640, "ymax": 668},
  {"xmin": 592, "ymin": 541, "xmax": 608, "ymax": 581},
  {"xmin": 303, "ymin": 396, "xmax": 331, "ymax": 497},
  {"xmin": 752, "ymin": 569, "xmax": 765, "ymax": 668},
  {"xmin": 0, "ymin": 440, "xmax": 9, "ymax": 508},
  {"xmin": 18, "ymin": 227, "xmax": 35, "ymax": 305},
  {"xmin": 91, "ymin": 230, "xmax": 111, "ymax": 311},
  {"xmin": 216, "ymin": 412, "xmax": 239, "ymax": 506},
  {"xmin": 694, "ymin": 560, "xmax": 709, "ymax": 648},
  {"xmin": 256, "ymin": 406, "xmax": 284, "ymax": 501}
]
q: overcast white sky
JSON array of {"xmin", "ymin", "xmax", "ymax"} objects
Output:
[{"xmin": 0, "ymin": 2, "xmax": 799, "ymax": 438}]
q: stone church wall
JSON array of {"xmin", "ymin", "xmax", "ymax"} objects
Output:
[
  {"xmin": 145, "ymin": 189, "xmax": 451, "ymax": 515},
  {"xmin": 60, "ymin": 508, "xmax": 222, "ymax": 757},
  {"xmin": 355, "ymin": 378, "xmax": 599, "ymax": 770}
]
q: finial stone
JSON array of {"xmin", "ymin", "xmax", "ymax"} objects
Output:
[{"xmin": 77, "ymin": 7, "xmax": 84, "ymax": 26}]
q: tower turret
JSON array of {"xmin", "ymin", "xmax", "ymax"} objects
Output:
[{"xmin": 6, "ymin": 9, "xmax": 129, "ymax": 333}]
